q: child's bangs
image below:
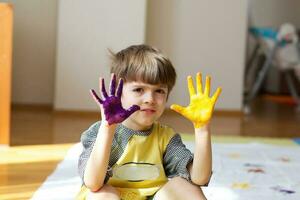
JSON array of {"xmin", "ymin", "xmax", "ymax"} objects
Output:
[
  {"xmin": 110, "ymin": 45, "xmax": 176, "ymax": 91},
  {"xmin": 126, "ymin": 59, "xmax": 170, "ymax": 87}
]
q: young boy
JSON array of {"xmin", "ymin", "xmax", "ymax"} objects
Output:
[{"xmin": 77, "ymin": 44, "xmax": 221, "ymax": 200}]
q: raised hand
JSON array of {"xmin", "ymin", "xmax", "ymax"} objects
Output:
[
  {"xmin": 90, "ymin": 74, "xmax": 140, "ymax": 125},
  {"xmin": 170, "ymin": 72, "xmax": 221, "ymax": 128}
]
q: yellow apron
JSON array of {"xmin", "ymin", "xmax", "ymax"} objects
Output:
[{"xmin": 77, "ymin": 123, "xmax": 176, "ymax": 200}]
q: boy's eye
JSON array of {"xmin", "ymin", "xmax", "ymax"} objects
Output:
[
  {"xmin": 156, "ymin": 89, "xmax": 166, "ymax": 94},
  {"xmin": 133, "ymin": 88, "xmax": 143, "ymax": 93}
]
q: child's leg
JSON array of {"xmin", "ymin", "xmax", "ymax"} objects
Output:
[
  {"xmin": 86, "ymin": 184, "xmax": 120, "ymax": 200},
  {"xmin": 153, "ymin": 177, "xmax": 207, "ymax": 200}
]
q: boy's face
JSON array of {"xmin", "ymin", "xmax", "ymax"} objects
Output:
[{"xmin": 121, "ymin": 81, "xmax": 168, "ymax": 130}]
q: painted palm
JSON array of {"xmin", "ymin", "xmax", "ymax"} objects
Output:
[
  {"xmin": 171, "ymin": 73, "xmax": 222, "ymax": 128},
  {"xmin": 90, "ymin": 74, "xmax": 140, "ymax": 125}
]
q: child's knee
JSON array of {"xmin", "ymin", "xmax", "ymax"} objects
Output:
[
  {"xmin": 86, "ymin": 185, "xmax": 120, "ymax": 200},
  {"xmin": 175, "ymin": 177, "xmax": 207, "ymax": 200},
  {"xmin": 155, "ymin": 177, "xmax": 207, "ymax": 200}
]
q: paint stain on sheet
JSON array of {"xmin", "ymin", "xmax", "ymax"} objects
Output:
[
  {"xmin": 244, "ymin": 163, "xmax": 263, "ymax": 168},
  {"xmin": 228, "ymin": 153, "xmax": 241, "ymax": 159},
  {"xmin": 271, "ymin": 186, "xmax": 295, "ymax": 194},
  {"xmin": 278, "ymin": 156, "xmax": 291, "ymax": 163},
  {"xmin": 247, "ymin": 168, "xmax": 265, "ymax": 173},
  {"xmin": 232, "ymin": 182, "xmax": 250, "ymax": 189}
]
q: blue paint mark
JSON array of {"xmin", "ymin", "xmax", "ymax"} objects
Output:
[
  {"xmin": 271, "ymin": 186, "xmax": 296, "ymax": 195},
  {"xmin": 244, "ymin": 163, "xmax": 263, "ymax": 167},
  {"xmin": 293, "ymin": 138, "xmax": 300, "ymax": 145}
]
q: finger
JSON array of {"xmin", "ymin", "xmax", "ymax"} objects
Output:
[
  {"xmin": 212, "ymin": 87, "xmax": 222, "ymax": 104},
  {"xmin": 90, "ymin": 89, "xmax": 103, "ymax": 104},
  {"xmin": 116, "ymin": 78, "xmax": 124, "ymax": 98},
  {"xmin": 204, "ymin": 75, "xmax": 211, "ymax": 96},
  {"xmin": 100, "ymin": 78, "xmax": 108, "ymax": 98},
  {"xmin": 187, "ymin": 76, "xmax": 196, "ymax": 97},
  {"xmin": 196, "ymin": 72, "xmax": 203, "ymax": 94},
  {"xmin": 170, "ymin": 104, "xmax": 185, "ymax": 115},
  {"xmin": 126, "ymin": 105, "xmax": 140, "ymax": 117},
  {"xmin": 110, "ymin": 74, "xmax": 116, "ymax": 96}
]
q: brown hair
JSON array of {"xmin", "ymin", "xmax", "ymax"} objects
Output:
[{"xmin": 109, "ymin": 44, "xmax": 176, "ymax": 93}]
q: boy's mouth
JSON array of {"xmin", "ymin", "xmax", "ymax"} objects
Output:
[{"xmin": 140, "ymin": 108, "xmax": 156, "ymax": 114}]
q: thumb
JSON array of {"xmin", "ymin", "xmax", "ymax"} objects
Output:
[
  {"xmin": 170, "ymin": 104, "xmax": 185, "ymax": 115},
  {"xmin": 125, "ymin": 105, "xmax": 140, "ymax": 117}
]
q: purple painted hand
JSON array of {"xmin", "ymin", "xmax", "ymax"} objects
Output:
[{"xmin": 90, "ymin": 74, "xmax": 140, "ymax": 125}]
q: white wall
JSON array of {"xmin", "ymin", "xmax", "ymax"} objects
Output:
[
  {"xmin": 54, "ymin": 0, "xmax": 147, "ymax": 110},
  {"xmin": 248, "ymin": 0, "xmax": 300, "ymax": 28},
  {"xmin": 2, "ymin": 0, "xmax": 57, "ymax": 104},
  {"xmin": 8, "ymin": 1, "xmax": 248, "ymax": 111},
  {"xmin": 147, "ymin": 0, "xmax": 248, "ymax": 110}
]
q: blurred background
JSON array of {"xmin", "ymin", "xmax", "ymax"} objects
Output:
[{"xmin": 1, "ymin": 0, "xmax": 300, "ymax": 146}]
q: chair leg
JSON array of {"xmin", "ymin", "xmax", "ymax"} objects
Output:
[
  {"xmin": 245, "ymin": 43, "xmax": 260, "ymax": 76},
  {"xmin": 283, "ymin": 70, "xmax": 300, "ymax": 112},
  {"xmin": 244, "ymin": 42, "xmax": 280, "ymax": 114}
]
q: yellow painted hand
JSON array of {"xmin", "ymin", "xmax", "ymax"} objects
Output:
[{"xmin": 170, "ymin": 73, "xmax": 222, "ymax": 128}]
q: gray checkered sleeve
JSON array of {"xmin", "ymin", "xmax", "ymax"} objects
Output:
[
  {"xmin": 78, "ymin": 121, "xmax": 112, "ymax": 185},
  {"xmin": 163, "ymin": 133, "xmax": 194, "ymax": 182}
]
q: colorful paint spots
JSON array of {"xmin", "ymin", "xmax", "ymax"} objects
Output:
[
  {"xmin": 247, "ymin": 168, "xmax": 265, "ymax": 173},
  {"xmin": 244, "ymin": 163, "xmax": 263, "ymax": 168},
  {"xmin": 228, "ymin": 153, "xmax": 241, "ymax": 159},
  {"xmin": 232, "ymin": 182, "xmax": 251, "ymax": 189},
  {"xmin": 278, "ymin": 156, "xmax": 291, "ymax": 162},
  {"xmin": 271, "ymin": 186, "xmax": 296, "ymax": 195},
  {"xmin": 244, "ymin": 163, "xmax": 265, "ymax": 173}
]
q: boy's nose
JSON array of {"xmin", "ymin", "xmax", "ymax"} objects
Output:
[{"xmin": 144, "ymin": 92, "xmax": 155, "ymax": 104}]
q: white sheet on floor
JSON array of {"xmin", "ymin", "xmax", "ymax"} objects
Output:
[{"xmin": 31, "ymin": 142, "xmax": 300, "ymax": 200}]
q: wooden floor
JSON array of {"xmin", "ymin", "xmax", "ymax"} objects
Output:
[
  {"xmin": 0, "ymin": 144, "xmax": 73, "ymax": 200},
  {"xmin": 10, "ymin": 97, "xmax": 300, "ymax": 146},
  {"xmin": 1, "ymin": 96, "xmax": 300, "ymax": 199}
]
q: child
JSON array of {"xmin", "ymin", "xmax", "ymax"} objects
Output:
[{"xmin": 77, "ymin": 44, "xmax": 221, "ymax": 200}]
